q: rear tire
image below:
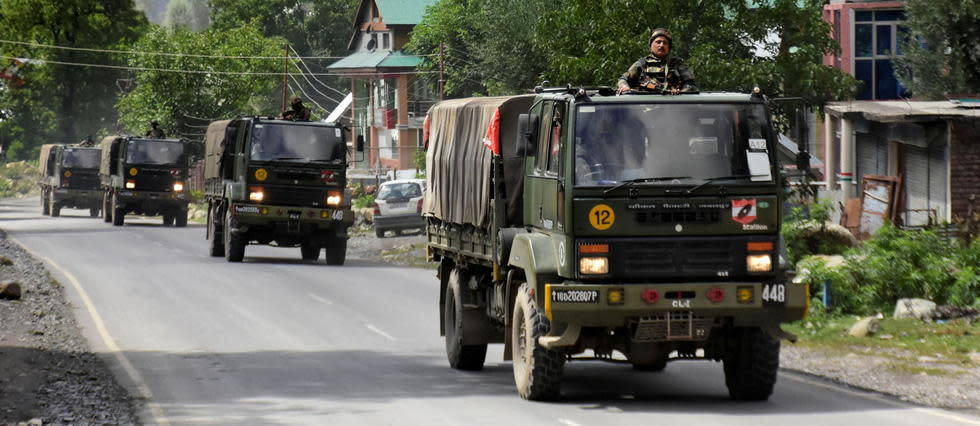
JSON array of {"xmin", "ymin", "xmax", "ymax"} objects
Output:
[
  {"xmin": 41, "ymin": 192, "xmax": 50, "ymax": 216},
  {"xmin": 102, "ymin": 194, "xmax": 112, "ymax": 223},
  {"xmin": 224, "ymin": 210, "xmax": 245, "ymax": 262},
  {"xmin": 723, "ymin": 327, "xmax": 780, "ymax": 401},
  {"xmin": 444, "ymin": 268, "xmax": 488, "ymax": 370},
  {"xmin": 375, "ymin": 227, "xmax": 385, "ymax": 238},
  {"xmin": 162, "ymin": 214, "xmax": 174, "ymax": 226},
  {"xmin": 324, "ymin": 236, "xmax": 347, "ymax": 265},
  {"xmin": 301, "ymin": 244, "xmax": 320, "ymax": 261},
  {"xmin": 89, "ymin": 207, "xmax": 100, "ymax": 218},
  {"xmin": 112, "ymin": 194, "xmax": 124, "ymax": 226},
  {"xmin": 49, "ymin": 193, "xmax": 60, "ymax": 217},
  {"xmin": 512, "ymin": 281, "xmax": 564, "ymax": 401},
  {"xmin": 175, "ymin": 210, "xmax": 188, "ymax": 227}
]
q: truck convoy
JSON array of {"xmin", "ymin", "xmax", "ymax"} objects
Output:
[
  {"xmin": 38, "ymin": 143, "xmax": 102, "ymax": 217},
  {"xmin": 99, "ymin": 136, "xmax": 191, "ymax": 227},
  {"xmin": 203, "ymin": 117, "xmax": 354, "ymax": 264},
  {"xmin": 424, "ymin": 88, "xmax": 808, "ymax": 401}
]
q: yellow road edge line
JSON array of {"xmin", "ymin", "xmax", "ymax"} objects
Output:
[
  {"xmin": 782, "ymin": 371, "xmax": 980, "ymax": 425},
  {"xmin": 11, "ymin": 237, "xmax": 171, "ymax": 426}
]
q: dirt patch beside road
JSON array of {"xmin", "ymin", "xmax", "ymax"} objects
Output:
[{"xmin": 0, "ymin": 230, "xmax": 139, "ymax": 425}]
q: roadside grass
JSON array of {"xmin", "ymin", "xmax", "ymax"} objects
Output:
[
  {"xmin": 785, "ymin": 315, "xmax": 980, "ymax": 373},
  {"xmin": 381, "ymin": 241, "xmax": 434, "ymax": 269}
]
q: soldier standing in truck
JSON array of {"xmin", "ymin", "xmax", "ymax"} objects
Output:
[{"xmin": 617, "ymin": 28, "xmax": 698, "ymax": 95}]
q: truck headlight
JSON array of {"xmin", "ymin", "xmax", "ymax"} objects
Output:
[
  {"xmin": 172, "ymin": 182, "xmax": 184, "ymax": 192},
  {"xmin": 579, "ymin": 257, "xmax": 609, "ymax": 275},
  {"xmin": 747, "ymin": 254, "xmax": 772, "ymax": 272},
  {"xmin": 125, "ymin": 180, "xmax": 136, "ymax": 189},
  {"xmin": 249, "ymin": 189, "xmax": 264, "ymax": 202},
  {"xmin": 326, "ymin": 192, "xmax": 342, "ymax": 206}
]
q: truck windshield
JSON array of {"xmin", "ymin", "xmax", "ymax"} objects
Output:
[
  {"xmin": 125, "ymin": 140, "xmax": 185, "ymax": 165},
  {"xmin": 574, "ymin": 103, "xmax": 772, "ymax": 186},
  {"xmin": 61, "ymin": 149, "xmax": 100, "ymax": 169},
  {"xmin": 250, "ymin": 123, "xmax": 345, "ymax": 162}
]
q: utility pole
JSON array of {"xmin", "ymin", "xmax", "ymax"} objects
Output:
[
  {"xmin": 281, "ymin": 44, "xmax": 289, "ymax": 113},
  {"xmin": 438, "ymin": 42, "xmax": 445, "ymax": 101}
]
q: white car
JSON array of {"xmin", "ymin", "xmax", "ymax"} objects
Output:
[{"xmin": 373, "ymin": 179, "xmax": 425, "ymax": 238}]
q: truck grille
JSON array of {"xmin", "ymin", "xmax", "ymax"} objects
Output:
[
  {"xmin": 632, "ymin": 312, "xmax": 715, "ymax": 342},
  {"xmin": 263, "ymin": 186, "xmax": 327, "ymax": 207},
  {"xmin": 66, "ymin": 172, "xmax": 100, "ymax": 189},
  {"xmin": 620, "ymin": 239, "xmax": 735, "ymax": 276},
  {"xmin": 135, "ymin": 169, "xmax": 176, "ymax": 191}
]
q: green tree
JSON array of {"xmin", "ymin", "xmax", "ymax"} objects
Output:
[
  {"xmin": 209, "ymin": 0, "xmax": 356, "ymax": 56},
  {"xmin": 896, "ymin": 0, "xmax": 980, "ymax": 99},
  {"xmin": 116, "ymin": 24, "xmax": 283, "ymax": 147},
  {"xmin": 0, "ymin": 0, "xmax": 148, "ymax": 160},
  {"xmin": 163, "ymin": 0, "xmax": 210, "ymax": 31}
]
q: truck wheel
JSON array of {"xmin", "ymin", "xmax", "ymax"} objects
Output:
[
  {"xmin": 162, "ymin": 214, "xmax": 175, "ymax": 226},
  {"xmin": 324, "ymin": 237, "xmax": 347, "ymax": 265},
  {"xmin": 723, "ymin": 327, "xmax": 780, "ymax": 401},
  {"xmin": 89, "ymin": 207, "xmax": 100, "ymax": 218},
  {"xmin": 42, "ymin": 192, "xmax": 51, "ymax": 216},
  {"xmin": 103, "ymin": 194, "xmax": 112, "ymax": 223},
  {"xmin": 112, "ymin": 194, "xmax": 125, "ymax": 226},
  {"xmin": 300, "ymin": 244, "xmax": 320, "ymax": 261},
  {"xmin": 50, "ymin": 203, "xmax": 61, "ymax": 217},
  {"xmin": 207, "ymin": 207, "xmax": 225, "ymax": 257},
  {"xmin": 375, "ymin": 227, "xmax": 385, "ymax": 238},
  {"xmin": 444, "ymin": 269, "xmax": 488, "ymax": 370},
  {"xmin": 512, "ymin": 281, "xmax": 564, "ymax": 401},
  {"xmin": 627, "ymin": 342, "xmax": 669, "ymax": 372},
  {"xmin": 175, "ymin": 210, "xmax": 188, "ymax": 227},
  {"xmin": 224, "ymin": 210, "xmax": 245, "ymax": 262}
]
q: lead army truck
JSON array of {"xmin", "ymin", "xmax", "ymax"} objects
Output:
[
  {"xmin": 203, "ymin": 117, "xmax": 354, "ymax": 264},
  {"xmin": 99, "ymin": 136, "xmax": 191, "ymax": 227},
  {"xmin": 424, "ymin": 89, "xmax": 808, "ymax": 401},
  {"xmin": 39, "ymin": 143, "xmax": 102, "ymax": 217}
]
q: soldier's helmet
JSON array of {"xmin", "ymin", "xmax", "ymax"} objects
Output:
[
  {"xmin": 150, "ymin": 120, "xmax": 159, "ymax": 127},
  {"xmin": 291, "ymin": 97, "xmax": 303, "ymax": 107},
  {"xmin": 649, "ymin": 28, "xmax": 673, "ymax": 47}
]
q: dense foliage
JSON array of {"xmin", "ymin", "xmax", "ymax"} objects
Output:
[
  {"xmin": 896, "ymin": 0, "xmax": 980, "ymax": 99},
  {"xmin": 781, "ymin": 199, "xmax": 855, "ymax": 265},
  {"xmin": 798, "ymin": 225, "xmax": 980, "ymax": 314}
]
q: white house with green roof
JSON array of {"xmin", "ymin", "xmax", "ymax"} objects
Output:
[{"xmin": 328, "ymin": 0, "xmax": 438, "ymax": 173}]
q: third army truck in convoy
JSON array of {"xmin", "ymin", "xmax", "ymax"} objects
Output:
[
  {"xmin": 424, "ymin": 88, "xmax": 808, "ymax": 400},
  {"xmin": 38, "ymin": 143, "xmax": 102, "ymax": 217},
  {"xmin": 99, "ymin": 136, "xmax": 191, "ymax": 226},
  {"xmin": 203, "ymin": 117, "xmax": 354, "ymax": 264}
]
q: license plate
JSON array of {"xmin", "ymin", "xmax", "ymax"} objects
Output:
[
  {"xmin": 388, "ymin": 202, "xmax": 407, "ymax": 209},
  {"xmin": 288, "ymin": 212, "xmax": 301, "ymax": 220},
  {"xmin": 551, "ymin": 289, "xmax": 599, "ymax": 304}
]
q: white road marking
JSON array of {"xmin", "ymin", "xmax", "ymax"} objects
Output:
[
  {"xmin": 558, "ymin": 418, "xmax": 582, "ymax": 426},
  {"xmin": 365, "ymin": 324, "xmax": 396, "ymax": 342},
  {"xmin": 782, "ymin": 371, "xmax": 980, "ymax": 425},
  {"xmin": 308, "ymin": 293, "xmax": 333, "ymax": 305},
  {"xmin": 12, "ymin": 237, "xmax": 171, "ymax": 426}
]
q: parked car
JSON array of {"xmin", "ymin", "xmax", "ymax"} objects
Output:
[{"xmin": 373, "ymin": 178, "xmax": 425, "ymax": 238}]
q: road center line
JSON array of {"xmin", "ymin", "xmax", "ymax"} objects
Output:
[
  {"xmin": 308, "ymin": 293, "xmax": 333, "ymax": 305},
  {"xmin": 365, "ymin": 324, "xmax": 396, "ymax": 342},
  {"xmin": 11, "ymin": 237, "xmax": 171, "ymax": 426}
]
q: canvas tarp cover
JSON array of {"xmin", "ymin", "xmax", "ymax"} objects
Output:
[
  {"xmin": 204, "ymin": 120, "xmax": 233, "ymax": 180},
  {"xmin": 423, "ymin": 95, "xmax": 534, "ymax": 227},
  {"xmin": 99, "ymin": 136, "xmax": 123, "ymax": 175},
  {"xmin": 39, "ymin": 144, "xmax": 58, "ymax": 176}
]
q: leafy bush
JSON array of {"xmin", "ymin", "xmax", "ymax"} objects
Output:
[
  {"xmin": 782, "ymin": 199, "xmax": 854, "ymax": 264},
  {"xmin": 353, "ymin": 193, "xmax": 375, "ymax": 209}
]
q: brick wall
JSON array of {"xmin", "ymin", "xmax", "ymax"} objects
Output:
[{"xmin": 950, "ymin": 120, "xmax": 980, "ymax": 220}]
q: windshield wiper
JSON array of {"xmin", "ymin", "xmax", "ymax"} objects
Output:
[
  {"xmin": 272, "ymin": 156, "xmax": 306, "ymax": 161},
  {"xmin": 684, "ymin": 174, "xmax": 767, "ymax": 194},
  {"xmin": 602, "ymin": 176, "xmax": 691, "ymax": 197}
]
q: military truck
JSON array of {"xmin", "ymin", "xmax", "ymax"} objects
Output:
[
  {"xmin": 38, "ymin": 143, "xmax": 102, "ymax": 217},
  {"xmin": 424, "ymin": 88, "xmax": 808, "ymax": 401},
  {"xmin": 203, "ymin": 117, "xmax": 355, "ymax": 264},
  {"xmin": 99, "ymin": 136, "xmax": 191, "ymax": 227}
]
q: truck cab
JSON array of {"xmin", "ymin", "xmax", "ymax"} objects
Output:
[
  {"xmin": 203, "ymin": 117, "xmax": 354, "ymax": 264},
  {"xmin": 39, "ymin": 144, "xmax": 103, "ymax": 217},
  {"xmin": 99, "ymin": 136, "xmax": 191, "ymax": 227},
  {"xmin": 425, "ymin": 88, "xmax": 808, "ymax": 401}
]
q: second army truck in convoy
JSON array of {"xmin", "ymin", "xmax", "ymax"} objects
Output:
[
  {"xmin": 99, "ymin": 136, "xmax": 191, "ymax": 226},
  {"xmin": 38, "ymin": 143, "xmax": 102, "ymax": 217},
  {"xmin": 203, "ymin": 117, "xmax": 354, "ymax": 264},
  {"xmin": 424, "ymin": 88, "xmax": 808, "ymax": 401}
]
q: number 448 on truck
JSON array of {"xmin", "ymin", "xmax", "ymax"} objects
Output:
[{"xmin": 423, "ymin": 86, "xmax": 809, "ymax": 401}]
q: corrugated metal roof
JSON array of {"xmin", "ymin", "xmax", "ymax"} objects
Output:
[
  {"xmin": 826, "ymin": 101, "xmax": 980, "ymax": 123},
  {"xmin": 376, "ymin": 0, "xmax": 437, "ymax": 25},
  {"xmin": 327, "ymin": 50, "xmax": 423, "ymax": 70}
]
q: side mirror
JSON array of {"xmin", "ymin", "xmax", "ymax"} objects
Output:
[
  {"xmin": 516, "ymin": 113, "xmax": 539, "ymax": 156},
  {"xmin": 356, "ymin": 135, "xmax": 365, "ymax": 152},
  {"xmin": 795, "ymin": 151, "xmax": 811, "ymax": 172}
]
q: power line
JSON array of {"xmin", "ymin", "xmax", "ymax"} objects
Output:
[
  {"xmin": 287, "ymin": 55, "xmax": 343, "ymax": 103},
  {"xmin": 287, "ymin": 77, "xmax": 329, "ymax": 114},
  {"xmin": 288, "ymin": 45, "xmax": 350, "ymax": 98}
]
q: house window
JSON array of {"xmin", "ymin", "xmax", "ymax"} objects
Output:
[
  {"xmin": 383, "ymin": 33, "xmax": 390, "ymax": 50},
  {"xmin": 853, "ymin": 9, "xmax": 909, "ymax": 100}
]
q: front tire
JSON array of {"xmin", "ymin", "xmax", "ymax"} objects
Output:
[
  {"xmin": 102, "ymin": 194, "xmax": 112, "ymax": 223},
  {"xmin": 512, "ymin": 282, "xmax": 564, "ymax": 401},
  {"xmin": 162, "ymin": 214, "xmax": 175, "ymax": 226},
  {"xmin": 224, "ymin": 209, "xmax": 245, "ymax": 262},
  {"xmin": 207, "ymin": 205, "xmax": 225, "ymax": 257},
  {"xmin": 175, "ymin": 210, "xmax": 188, "ymax": 227},
  {"xmin": 444, "ymin": 268, "xmax": 487, "ymax": 370},
  {"xmin": 41, "ymin": 191, "xmax": 51, "ymax": 216},
  {"xmin": 49, "ymin": 193, "xmax": 60, "ymax": 217},
  {"xmin": 324, "ymin": 236, "xmax": 347, "ymax": 265},
  {"xmin": 723, "ymin": 327, "xmax": 780, "ymax": 401},
  {"xmin": 301, "ymin": 244, "xmax": 320, "ymax": 261},
  {"xmin": 111, "ymin": 194, "xmax": 124, "ymax": 226}
]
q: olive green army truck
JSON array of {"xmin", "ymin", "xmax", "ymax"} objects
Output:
[
  {"xmin": 424, "ymin": 88, "xmax": 808, "ymax": 401},
  {"xmin": 99, "ymin": 136, "xmax": 191, "ymax": 227},
  {"xmin": 203, "ymin": 117, "xmax": 354, "ymax": 264},
  {"xmin": 38, "ymin": 143, "xmax": 102, "ymax": 217}
]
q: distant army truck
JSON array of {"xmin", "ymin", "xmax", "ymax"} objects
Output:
[
  {"xmin": 424, "ymin": 89, "xmax": 808, "ymax": 401},
  {"xmin": 38, "ymin": 143, "xmax": 102, "ymax": 217},
  {"xmin": 99, "ymin": 136, "xmax": 191, "ymax": 227},
  {"xmin": 203, "ymin": 117, "xmax": 354, "ymax": 264}
]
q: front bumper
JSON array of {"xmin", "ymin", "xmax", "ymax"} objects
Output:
[
  {"xmin": 229, "ymin": 203, "xmax": 354, "ymax": 229},
  {"xmin": 543, "ymin": 281, "xmax": 808, "ymax": 328},
  {"xmin": 53, "ymin": 188, "xmax": 101, "ymax": 205}
]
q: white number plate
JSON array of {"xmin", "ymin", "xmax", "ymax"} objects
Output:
[{"xmin": 762, "ymin": 284, "xmax": 786, "ymax": 305}]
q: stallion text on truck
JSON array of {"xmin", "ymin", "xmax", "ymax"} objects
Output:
[
  {"xmin": 424, "ymin": 88, "xmax": 808, "ymax": 401},
  {"xmin": 39, "ymin": 143, "xmax": 102, "ymax": 217},
  {"xmin": 99, "ymin": 136, "xmax": 191, "ymax": 227},
  {"xmin": 203, "ymin": 117, "xmax": 354, "ymax": 264}
]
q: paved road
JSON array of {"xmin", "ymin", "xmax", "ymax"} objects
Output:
[{"xmin": 1, "ymin": 197, "xmax": 978, "ymax": 426}]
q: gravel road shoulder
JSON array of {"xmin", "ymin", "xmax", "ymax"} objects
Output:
[{"xmin": 0, "ymin": 230, "xmax": 139, "ymax": 425}]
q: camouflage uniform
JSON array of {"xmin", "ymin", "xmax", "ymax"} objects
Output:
[
  {"xmin": 145, "ymin": 122, "xmax": 166, "ymax": 138},
  {"xmin": 619, "ymin": 55, "xmax": 697, "ymax": 93},
  {"xmin": 282, "ymin": 98, "xmax": 312, "ymax": 121}
]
